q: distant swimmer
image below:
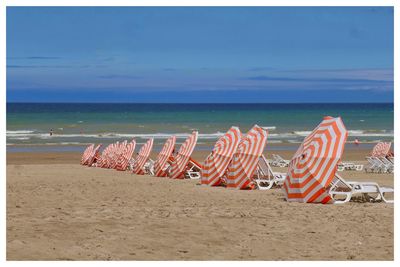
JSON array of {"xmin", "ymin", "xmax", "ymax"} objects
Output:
[
  {"xmin": 354, "ymin": 138, "xmax": 360, "ymax": 146},
  {"xmin": 50, "ymin": 129, "xmax": 53, "ymax": 136}
]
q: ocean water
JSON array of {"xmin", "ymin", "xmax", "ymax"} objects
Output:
[{"xmin": 7, "ymin": 103, "xmax": 394, "ymax": 148}]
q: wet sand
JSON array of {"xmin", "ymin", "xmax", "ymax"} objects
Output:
[{"xmin": 6, "ymin": 148, "xmax": 394, "ymax": 260}]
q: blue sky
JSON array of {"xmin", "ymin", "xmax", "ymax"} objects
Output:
[{"xmin": 7, "ymin": 7, "xmax": 393, "ymax": 103}]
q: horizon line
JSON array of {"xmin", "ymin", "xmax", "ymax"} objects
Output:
[{"xmin": 6, "ymin": 102, "xmax": 394, "ymax": 104}]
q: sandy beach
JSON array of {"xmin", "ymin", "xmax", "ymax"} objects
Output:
[{"xmin": 6, "ymin": 147, "xmax": 394, "ymax": 260}]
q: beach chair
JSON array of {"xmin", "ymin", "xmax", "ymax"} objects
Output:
[
  {"xmin": 144, "ymin": 158, "xmax": 155, "ymax": 175},
  {"xmin": 337, "ymin": 161, "xmax": 363, "ymax": 171},
  {"xmin": 329, "ymin": 173, "xmax": 394, "ymax": 204},
  {"xmin": 378, "ymin": 157, "xmax": 394, "ymax": 173},
  {"xmin": 271, "ymin": 154, "xmax": 290, "ymax": 167},
  {"xmin": 184, "ymin": 158, "xmax": 202, "ymax": 179},
  {"xmin": 253, "ymin": 155, "xmax": 287, "ymax": 190},
  {"xmin": 364, "ymin": 157, "xmax": 384, "ymax": 173}
]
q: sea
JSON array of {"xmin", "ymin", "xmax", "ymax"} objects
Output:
[{"xmin": 6, "ymin": 103, "xmax": 394, "ymax": 152}]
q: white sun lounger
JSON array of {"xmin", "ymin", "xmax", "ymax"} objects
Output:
[
  {"xmin": 377, "ymin": 157, "xmax": 394, "ymax": 173},
  {"xmin": 270, "ymin": 154, "xmax": 290, "ymax": 167},
  {"xmin": 365, "ymin": 157, "xmax": 384, "ymax": 173},
  {"xmin": 184, "ymin": 159, "xmax": 202, "ymax": 179},
  {"xmin": 254, "ymin": 155, "xmax": 287, "ymax": 190},
  {"xmin": 144, "ymin": 158, "xmax": 155, "ymax": 175},
  {"xmin": 329, "ymin": 174, "xmax": 394, "ymax": 204},
  {"xmin": 337, "ymin": 161, "xmax": 364, "ymax": 171}
]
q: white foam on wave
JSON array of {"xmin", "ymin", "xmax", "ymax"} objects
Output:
[
  {"xmin": 6, "ymin": 130, "xmax": 35, "ymax": 136},
  {"xmin": 8, "ymin": 137, "xmax": 30, "ymax": 140},
  {"xmin": 261, "ymin": 126, "xmax": 277, "ymax": 130}
]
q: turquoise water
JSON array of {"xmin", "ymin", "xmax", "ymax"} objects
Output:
[{"xmin": 7, "ymin": 103, "xmax": 394, "ymax": 147}]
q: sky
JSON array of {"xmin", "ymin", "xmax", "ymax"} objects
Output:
[{"xmin": 6, "ymin": 7, "xmax": 394, "ymax": 103}]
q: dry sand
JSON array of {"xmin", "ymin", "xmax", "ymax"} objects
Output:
[{"xmin": 6, "ymin": 149, "xmax": 394, "ymax": 260}]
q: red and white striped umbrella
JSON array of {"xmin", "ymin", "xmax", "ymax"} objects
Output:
[
  {"xmin": 97, "ymin": 143, "xmax": 113, "ymax": 168},
  {"xmin": 169, "ymin": 131, "xmax": 198, "ymax": 179},
  {"xmin": 115, "ymin": 140, "xmax": 136, "ymax": 171},
  {"xmin": 226, "ymin": 125, "xmax": 268, "ymax": 189},
  {"xmin": 87, "ymin": 144, "xmax": 102, "ymax": 167},
  {"xmin": 111, "ymin": 140, "xmax": 127, "ymax": 169},
  {"xmin": 81, "ymin": 144, "xmax": 94, "ymax": 165},
  {"xmin": 283, "ymin": 116, "xmax": 348, "ymax": 204},
  {"xmin": 132, "ymin": 138, "xmax": 154, "ymax": 174},
  {"xmin": 201, "ymin": 127, "xmax": 241, "ymax": 186},
  {"xmin": 154, "ymin": 136, "xmax": 176, "ymax": 177},
  {"xmin": 371, "ymin": 142, "xmax": 391, "ymax": 157}
]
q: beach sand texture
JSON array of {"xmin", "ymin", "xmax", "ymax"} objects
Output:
[{"xmin": 7, "ymin": 150, "xmax": 394, "ymax": 260}]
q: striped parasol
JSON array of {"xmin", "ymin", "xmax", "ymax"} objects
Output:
[
  {"xmin": 87, "ymin": 144, "xmax": 102, "ymax": 167},
  {"xmin": 154, "ymin": 136, "xmax": 176, "ymax": 177},
  {"xmin": 169, "ymin": 131, "xmax": 199, "ymax": 179},
  {"xmin": 283, "ymin": 116, "xmax": 348, "ymax": 204},
  {"xmin": 226, "ymin": 125, "xmax": 268, "ymax": 189},
  {"xmin": 132, "ymin": 138, "xmax": 154, "ymax": 174},
  {"xmin": 111, "ymin": 140, "xmax": 127, "ymax": 169},
  {"xmin": 115, "ymin": 140, "xmax": 136, "ymax": 171},
  {"xmin": 97, "ymin": 143, "xmax": 113, "ymax": 168},
  {"xmin": 371, "ymin": 142, "xmax": 392, "ymax": 157},
  {"xmin": 201, "ymin": 127, "xmax": 241, "ymax": 186},
  {"xmin": 81, "ymin": 144, "xmax": 94, "ymax": 165}
]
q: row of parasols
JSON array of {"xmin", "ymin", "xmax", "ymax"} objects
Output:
[{"xmin": 81, "ymin": 116, "xmax": 394, "ymax": 204}]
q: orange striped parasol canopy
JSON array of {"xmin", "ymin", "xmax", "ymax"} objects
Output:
[
  {"xmin": 81, "ymin": 144, "xmax": 94, "ymax": 165},
  {"xmin": 132, "ymin": 138, "xmax": 154, "ymax": 175},
  {"xmin": 283, "ymin": 116, "xmax": 348, "ymax": 204},
  {"xmin": 87, "ymin": 144, "xmax": 102, "ymax": 167},
  {"xmin": 201, "ymin": 126, "xmax": 241, "ymax": 186},
  {"xmin": 226, "ymin": 125, "xmax": 268, "ymax": 189},
  {"xmin": 371, "ymin": 142, "xmax": 391, "ymax": 157},
  {"xmin": 110, "ymin": 141, "xmax": 125, "ymax": 169},
  {"xmin": 97, "ymin": 143, "xmax": 113, "ymax": 168},
  {"xmin": 115, "ymin": 140, "xmax": 136, "ymax": 171},
  {"xmin": 169, "ymin": 131, "xmax": 198, "ymax": 179},
  {"xmin": 154, "ymin": 136, "xmax": 176, "ymax": 177}
]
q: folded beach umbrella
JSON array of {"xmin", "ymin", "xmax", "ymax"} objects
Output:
[
  {"xmin": 201, "ymin": 127, "xmax": 241, "ymax": 186},
  {"xmin": 371, "ymin": 142, "xmax": 392, "ymax": 157},
  {"xmin": 132, "ymin": 138, "xmax": 154, "ymax": 175},
  {"xmin": 169, "ymin": 131, "xmax": 199, "ymax": 179},
  {"xmin": 87, "ymin": 144, "xmax": 102, "ymax": 167},
  {"xmin": 115, "ymin": 140, "xmax": 136, "ymax": 171},
  {"xmin": 81, "ymin": 144, "xmax": 94, "ymax": 165},
  {"xmin": 226, "ymin": 125, "xmax": 268, "ymax": 189},
  {"xmin": 283, "ymin": 116, "xmax": 348, "ymax": 204},
  {"xmin": 97, "ymin": 143, "xmax": 113, "ymax": 168},
  {"xmin": 104, "ymin": 142, "xmax": 118, "ymax": 168},
  {"xmin": 154, "ymin": 136, "xmax": 176, "ymax": 177},
  {"xmin": 111, "ymin": 140, "xmax": 128, "ymax": 169}
]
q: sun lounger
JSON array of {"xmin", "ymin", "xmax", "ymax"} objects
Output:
[
  {"xmin": 377, "ymin": 157, "xmax": 394, "ymax": 173},
  {"xmin": 254, "ymin": 155, "xmax": 286, "ymax": 190},
  {"xmin": 337, "ymin": 161, "xmax": 363, "ymax": 172},
  {"xmin": 365, "ymin": 157, "xmax": 383, "ymax": 173},
  {"xmin": 270, "ymin": 154, "xmax": 290, "ymax": 167},
  {"xmin": 329, "ymin": 174, "xmax": 394, "ymax": 204},
  {"xmin": 144, "ymin": 158, "xmax": 155, "ymax": 175},
  {"xmin": 184, "ymin": 158, "xmax": 202, "ymax": 179}
]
